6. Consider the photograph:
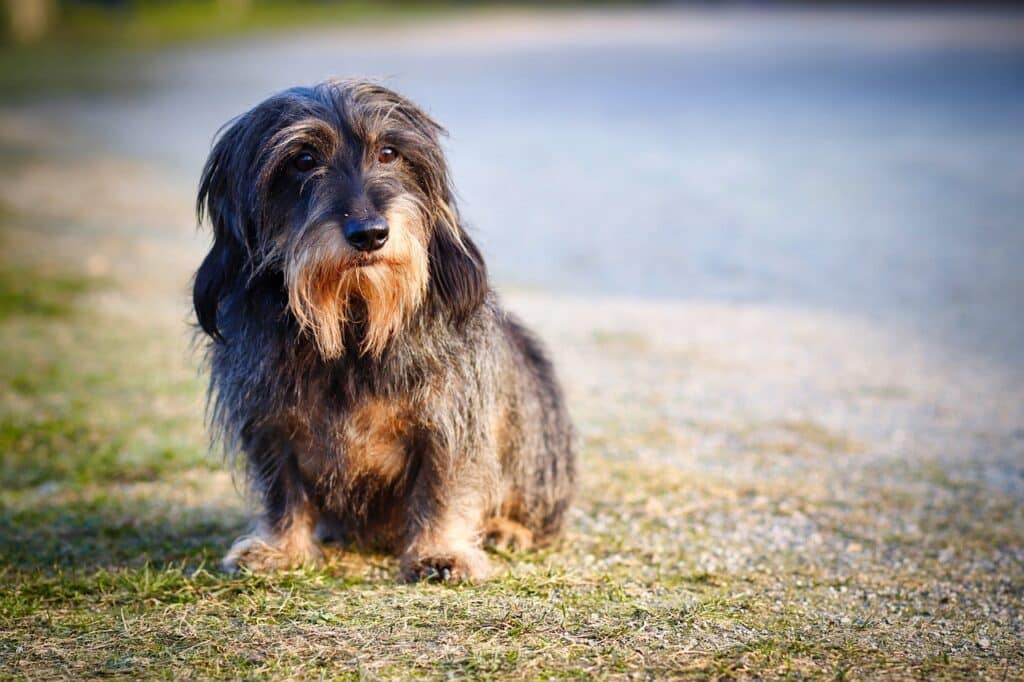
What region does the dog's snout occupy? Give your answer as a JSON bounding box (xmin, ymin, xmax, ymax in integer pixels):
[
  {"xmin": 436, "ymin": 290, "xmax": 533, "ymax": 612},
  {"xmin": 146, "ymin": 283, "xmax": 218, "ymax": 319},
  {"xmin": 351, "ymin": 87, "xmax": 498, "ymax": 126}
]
[{"xmin": 343, "ymin": 216, "xmax": 389, "ymax": 252}]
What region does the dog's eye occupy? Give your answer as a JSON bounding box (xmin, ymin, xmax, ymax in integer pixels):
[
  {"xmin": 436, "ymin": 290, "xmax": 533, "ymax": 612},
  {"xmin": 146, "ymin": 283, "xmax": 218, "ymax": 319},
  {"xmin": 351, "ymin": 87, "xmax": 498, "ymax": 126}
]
[
  {"xmin": 377, "ymin": 147, "xmax": 399, "ymax": 164},
  {"xmin": 293, "ymin": 152, "xmax": 316, "ymax": 172}
]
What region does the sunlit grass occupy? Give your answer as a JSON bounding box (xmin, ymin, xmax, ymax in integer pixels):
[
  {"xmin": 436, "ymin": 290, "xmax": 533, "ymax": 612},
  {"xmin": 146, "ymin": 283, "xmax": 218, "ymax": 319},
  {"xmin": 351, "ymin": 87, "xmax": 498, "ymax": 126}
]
[
  {"xmin": 0, "ymin": 1, "xmax": 585, "ymax": 97},
  {"xmin": 52, "ymin": 0, "xmax": 448, "ymax": 47}
]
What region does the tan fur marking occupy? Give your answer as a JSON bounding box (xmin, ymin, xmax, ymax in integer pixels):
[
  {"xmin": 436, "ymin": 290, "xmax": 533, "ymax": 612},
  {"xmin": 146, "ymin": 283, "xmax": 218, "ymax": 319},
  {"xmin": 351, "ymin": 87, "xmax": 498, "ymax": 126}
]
[
  {"xmin": 286, "ymin": 193, "xmax": 428, "ymax": 359},
  {"xmin": 342, "ymin": 398, "xmax": 412, "ymax": 481},
  {"xmin": 222, "ymin": 503, "xmax": 322, "ymax": 573},
  {"xmin": 398, "ymin": 496, "xmax": 497, "ymax": 583},
  {"xmin": 483, "ymin": 517, "xmax": 534, "ymax": 551}
]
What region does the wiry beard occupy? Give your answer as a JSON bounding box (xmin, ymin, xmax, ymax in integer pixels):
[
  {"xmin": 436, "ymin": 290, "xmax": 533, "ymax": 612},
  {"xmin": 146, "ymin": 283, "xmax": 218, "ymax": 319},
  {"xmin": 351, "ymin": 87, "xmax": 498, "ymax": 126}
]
[{"xmin": 285, "ymin": 199, "xmax": 429, "ymax": 359}]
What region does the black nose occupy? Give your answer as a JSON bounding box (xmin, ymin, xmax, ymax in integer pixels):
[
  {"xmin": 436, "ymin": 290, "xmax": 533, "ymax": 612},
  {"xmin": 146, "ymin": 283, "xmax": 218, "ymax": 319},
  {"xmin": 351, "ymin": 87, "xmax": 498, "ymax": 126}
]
[{"xmin": 343, "ymin": 216, "xmax": 389, "ymax": 252}]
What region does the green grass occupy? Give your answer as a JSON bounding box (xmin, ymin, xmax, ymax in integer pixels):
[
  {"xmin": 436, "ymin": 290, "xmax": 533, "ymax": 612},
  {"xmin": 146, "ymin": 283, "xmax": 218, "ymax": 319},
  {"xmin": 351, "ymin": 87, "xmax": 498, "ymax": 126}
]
[
  {"xmin": 0, "ymin": 262, "xmax": 209, "ymax": 494},
  {"xmin": 0, "ymin": 0, "xmax": 593, "ymax": 98},
  {"xmin": 0, "ymin": 264, "xmax": 95, "ymax": 320},
  {"xmin": 0, "ymin": 1, "xmax": 433, "ymax": 97},
  {"xmin": 48, "ymin": 0, "xmax": 449, "ymax": 47},
  {"xmin": 0, "ymin": 44, "xmax": 146, "ymax": 98}
]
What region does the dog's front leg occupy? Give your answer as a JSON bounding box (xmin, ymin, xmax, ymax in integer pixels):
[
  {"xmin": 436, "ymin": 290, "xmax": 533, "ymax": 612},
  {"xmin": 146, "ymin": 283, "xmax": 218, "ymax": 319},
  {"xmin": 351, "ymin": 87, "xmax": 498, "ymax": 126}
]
[
  {"xmin": 399, "ymin": 434, "xmax": 498, "ymax": 583},
  {"xmin": 223, "ymin": 452, "xmax": 323, "ymax": 573}
]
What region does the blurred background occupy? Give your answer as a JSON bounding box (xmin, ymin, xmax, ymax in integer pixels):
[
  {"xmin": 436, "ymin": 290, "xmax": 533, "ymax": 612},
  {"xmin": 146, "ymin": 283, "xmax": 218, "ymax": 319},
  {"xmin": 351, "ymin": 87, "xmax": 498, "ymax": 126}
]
[
  {"xmin": 2, "ymin": 0, "xmax": 1023, "ymax": 510},
  {"xmin": 3, "ymin": 0, "xmax": 1023, "ymax": 363},
  {"xmin": 2, "ymin": 2, "xmax": 1024, "ymax": 676}
]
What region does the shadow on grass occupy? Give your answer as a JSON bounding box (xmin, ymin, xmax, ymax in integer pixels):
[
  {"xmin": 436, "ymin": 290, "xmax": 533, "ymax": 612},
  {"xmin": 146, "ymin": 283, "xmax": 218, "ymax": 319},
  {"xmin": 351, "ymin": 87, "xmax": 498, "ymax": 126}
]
[
  {"xmin": 0, "ymin": 414, "xmax": 209, "ymax": 489},
  {"xmin": 0, "ymin": 493, "xmax": 245, "ymax": 572}
]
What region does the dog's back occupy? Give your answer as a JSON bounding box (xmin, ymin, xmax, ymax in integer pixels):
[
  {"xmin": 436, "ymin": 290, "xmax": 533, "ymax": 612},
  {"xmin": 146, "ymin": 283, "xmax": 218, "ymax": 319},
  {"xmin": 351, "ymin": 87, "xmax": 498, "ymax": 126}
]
[{"xmin": 493, "ymin": 311, "xmax": 576, "ymax": 543}]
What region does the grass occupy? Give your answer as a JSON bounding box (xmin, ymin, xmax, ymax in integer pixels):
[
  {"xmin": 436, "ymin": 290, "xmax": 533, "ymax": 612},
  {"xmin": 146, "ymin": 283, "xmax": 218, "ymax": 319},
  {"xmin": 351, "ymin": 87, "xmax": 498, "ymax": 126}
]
[
  {"xmin": 0, "ymin": 110, "xmax": 1021, "ymax": 679},
  {"xmin": 0, "ymin": 0, "xmax": 603, "ymax": 98},
  {"xmin": 0, "ymin": 254, "xmax": 1020, "ymax": 677},
  {"xmin": 0, "ymin": 1, "xmax": 435, "ymax": 97},
  {"xmin": 0, "ymin": 263, "xmax": 209, "ymax": 493},
  {"xmin": 0, "ymin": 265, "xmax": 96, "ymax": 320},
  {"xmin": 6, "ymin": 458, "xmax": 1008, "ymax": 678},
  {"xmin": 46, "ymin": 0, "xmax": 456, "ymax": 46},
  {"xmin": 0, "ymin": 2, "xmax": 367, "ymax": 98},
  {"xmin": 2, "ymin": 341, "xmax": 1019, "ymax": 680}
]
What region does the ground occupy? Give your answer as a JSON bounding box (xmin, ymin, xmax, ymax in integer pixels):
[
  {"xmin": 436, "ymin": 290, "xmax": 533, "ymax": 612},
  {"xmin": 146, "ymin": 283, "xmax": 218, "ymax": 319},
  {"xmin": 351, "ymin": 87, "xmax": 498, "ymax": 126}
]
[
  {"xmin": 0, "ymin": 112, "xmax": 1021, "ymax": 681},
  {"xmin": 2, "ymin": 8, "xmax": 1024, "ymax": 678}
]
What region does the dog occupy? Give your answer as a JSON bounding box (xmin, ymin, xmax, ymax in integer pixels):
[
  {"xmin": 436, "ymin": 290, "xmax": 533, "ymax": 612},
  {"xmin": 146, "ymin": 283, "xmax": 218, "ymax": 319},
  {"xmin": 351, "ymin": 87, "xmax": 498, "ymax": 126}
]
[{"xmin": 193, "ymin": 79, "xmax": 576, "ymax": 582}]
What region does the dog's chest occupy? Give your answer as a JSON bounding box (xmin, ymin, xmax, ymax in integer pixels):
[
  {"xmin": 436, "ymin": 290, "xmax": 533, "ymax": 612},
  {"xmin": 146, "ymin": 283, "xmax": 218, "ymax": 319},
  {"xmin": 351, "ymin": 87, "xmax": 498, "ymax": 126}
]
[
  {"xmin": 296, "ymin": 396, "xmax": 415, "ymax": 486},
  {"xmin": 343, "ymin": 398, "xmax": 415, "ymax": 480}
]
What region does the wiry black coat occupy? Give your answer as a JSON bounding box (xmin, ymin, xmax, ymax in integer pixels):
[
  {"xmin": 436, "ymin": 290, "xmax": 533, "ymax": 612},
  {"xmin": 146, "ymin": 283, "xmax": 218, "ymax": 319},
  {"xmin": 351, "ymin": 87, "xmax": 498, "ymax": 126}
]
[{"xmin": 193, "ymin": 79, "xmax": 575, "ymax": 581}]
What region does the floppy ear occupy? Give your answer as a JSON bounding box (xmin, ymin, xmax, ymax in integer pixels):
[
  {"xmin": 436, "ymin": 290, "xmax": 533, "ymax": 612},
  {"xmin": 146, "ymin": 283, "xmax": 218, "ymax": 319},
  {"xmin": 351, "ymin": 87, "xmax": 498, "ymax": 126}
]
[
  {"xmin": 193, "ymin": 117, "xmax": 254, "ymax": 342},
  {"xmin": 428, "ymin": 221, "xmax": 488, "ymax": 323},
  {"xmin": 193, "ymin": 233, "xmax": 244, "ymax": 342}
]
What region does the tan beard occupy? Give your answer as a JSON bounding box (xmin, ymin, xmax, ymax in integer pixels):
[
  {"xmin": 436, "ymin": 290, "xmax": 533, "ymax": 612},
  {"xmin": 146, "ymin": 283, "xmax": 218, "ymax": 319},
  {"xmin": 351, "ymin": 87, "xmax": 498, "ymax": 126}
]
[{"xmin": 285, "ymin": 201, "xmax": 428, "ymax": 359}]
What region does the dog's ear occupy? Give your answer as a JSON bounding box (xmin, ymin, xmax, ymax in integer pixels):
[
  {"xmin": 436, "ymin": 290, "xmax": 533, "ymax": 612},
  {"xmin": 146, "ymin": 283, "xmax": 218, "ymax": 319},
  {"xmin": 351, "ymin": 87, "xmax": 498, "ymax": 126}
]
[
  {"xmin": 194, "ymin": 115, "xmax": 255, "ymax": 342},
  {"xmin": 428, "ymin": 220, "xmax": 488, "ymax": 323},
  {"xmin": 193, "ymin": 233, "xmax": 243, "ymax": 342}
]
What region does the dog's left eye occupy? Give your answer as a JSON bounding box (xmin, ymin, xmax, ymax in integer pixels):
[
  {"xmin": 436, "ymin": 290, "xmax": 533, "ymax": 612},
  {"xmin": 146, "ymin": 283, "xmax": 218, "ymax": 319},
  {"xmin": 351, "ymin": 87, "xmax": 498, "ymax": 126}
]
[
  {"xmin": 377, "ymin": 147, "xmax": 399, "ymax": 164},
  {"xmin": 293, "ymin": 152, "xmax": 316, "ymax": 172}
]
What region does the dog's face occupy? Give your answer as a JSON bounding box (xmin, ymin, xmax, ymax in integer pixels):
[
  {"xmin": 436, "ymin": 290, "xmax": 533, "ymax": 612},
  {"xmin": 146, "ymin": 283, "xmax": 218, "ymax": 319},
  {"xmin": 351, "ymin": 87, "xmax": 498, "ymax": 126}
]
[{"xmin": 194, "ymin": 80, "xmax": 486, "ymax": 358}]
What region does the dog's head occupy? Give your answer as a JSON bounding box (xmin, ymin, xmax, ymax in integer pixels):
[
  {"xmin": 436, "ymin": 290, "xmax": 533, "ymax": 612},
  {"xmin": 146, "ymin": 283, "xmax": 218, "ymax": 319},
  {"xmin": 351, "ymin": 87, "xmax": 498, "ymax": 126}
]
[{"xmin": 194, "ymin": 79, "xmax": 487, "ymax": 358}]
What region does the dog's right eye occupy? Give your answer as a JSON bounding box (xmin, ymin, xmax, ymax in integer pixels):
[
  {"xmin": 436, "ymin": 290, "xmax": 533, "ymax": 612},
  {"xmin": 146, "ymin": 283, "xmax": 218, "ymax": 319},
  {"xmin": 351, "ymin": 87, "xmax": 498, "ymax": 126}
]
[{"xmin": 293, "ymin": 152, "xmax": 316, "ymax": 172}]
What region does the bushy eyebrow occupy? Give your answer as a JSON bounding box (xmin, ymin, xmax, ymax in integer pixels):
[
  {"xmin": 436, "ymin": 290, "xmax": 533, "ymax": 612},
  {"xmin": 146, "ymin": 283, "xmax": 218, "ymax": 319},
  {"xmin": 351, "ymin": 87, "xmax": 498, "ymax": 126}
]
[{"xmin": 257, "ymin": 118, "xmax": 340, "ymax": 191}]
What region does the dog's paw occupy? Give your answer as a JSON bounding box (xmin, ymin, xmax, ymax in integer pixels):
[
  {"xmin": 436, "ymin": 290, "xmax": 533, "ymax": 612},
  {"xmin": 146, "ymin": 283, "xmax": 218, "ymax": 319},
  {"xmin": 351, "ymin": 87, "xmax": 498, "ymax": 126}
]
[
  {"xmin": 221, "ymin": 534, "xmax": 323, "ymax": 574},
  {"xmin": 400, "ymin": 546, "xmax": 492, "ymax": 584},
  {"xmin": 483, "ymin": 517, "xmax": 534, "ymax": 552}
]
